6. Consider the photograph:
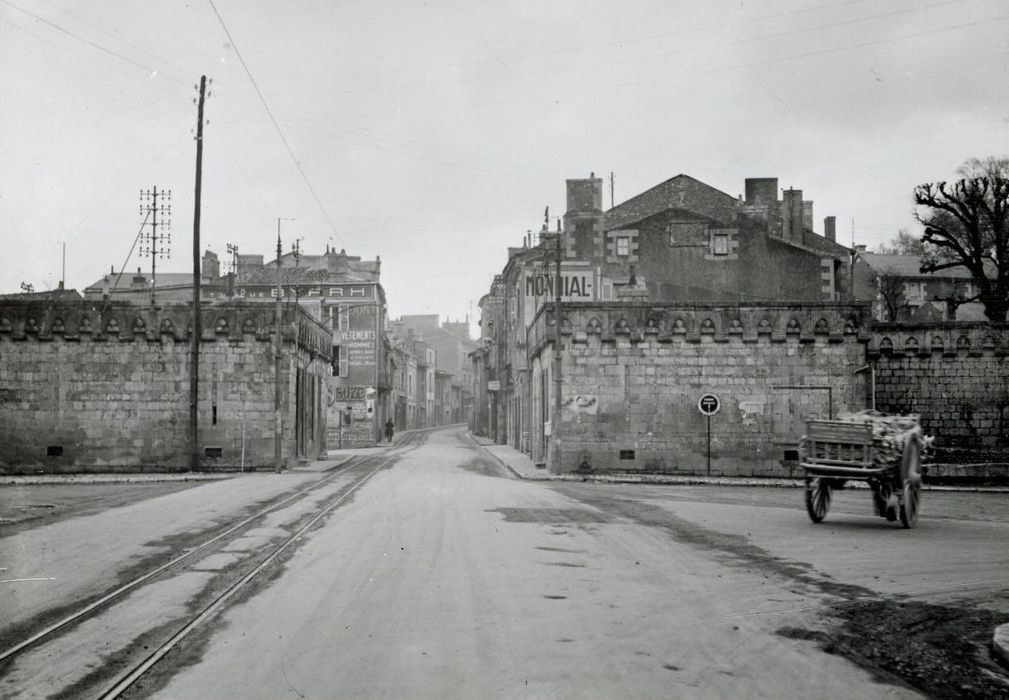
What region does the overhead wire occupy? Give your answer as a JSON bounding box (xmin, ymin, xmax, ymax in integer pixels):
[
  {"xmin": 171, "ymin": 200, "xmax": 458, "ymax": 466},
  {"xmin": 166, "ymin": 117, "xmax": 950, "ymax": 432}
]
[
  {"xmin": 206, "ymin": 0, "xmax": 345, "ymax": 247},
  {"xmin": 267, "ymin": 0, "xmax": 968, "ymax": 100}
]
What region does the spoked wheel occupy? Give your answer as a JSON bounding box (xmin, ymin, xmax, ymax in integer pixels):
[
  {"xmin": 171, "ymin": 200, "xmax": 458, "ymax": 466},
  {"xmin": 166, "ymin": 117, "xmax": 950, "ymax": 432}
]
[
  {"xmin": 805, "ymin": 477, "xmax": 832, "ymax": 523},
  {"xmin": 899, "ymin": 438, "xmax": 923, "ymax": 529}
]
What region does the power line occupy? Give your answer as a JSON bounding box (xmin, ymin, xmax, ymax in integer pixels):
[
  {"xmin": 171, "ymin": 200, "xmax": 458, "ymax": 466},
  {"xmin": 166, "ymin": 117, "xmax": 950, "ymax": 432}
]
[
  {"xmin": 207, "ymin": 0, "xmax": 345, "ymax": 247},
  {"xmin": 0, "ymin": 0, "xmax": 185, "ymax": 85},
  {"xmin": 395, "ymin": 12, "xmax": 1009, "ymax": 120},
  {"xmin": 273, "ymin": 0, "xmax": 967, "ymax": 100}
]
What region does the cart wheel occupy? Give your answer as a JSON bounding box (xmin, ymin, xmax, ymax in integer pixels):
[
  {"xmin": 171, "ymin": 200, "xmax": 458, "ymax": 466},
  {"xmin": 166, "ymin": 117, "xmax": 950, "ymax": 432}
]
[
  {"xmin": 805, "ymin": 477, "xmax": 832, "ymax": 523},
  {"xmin": 899, "ymin": 438, "xmax": 922, "ymax": 529}
]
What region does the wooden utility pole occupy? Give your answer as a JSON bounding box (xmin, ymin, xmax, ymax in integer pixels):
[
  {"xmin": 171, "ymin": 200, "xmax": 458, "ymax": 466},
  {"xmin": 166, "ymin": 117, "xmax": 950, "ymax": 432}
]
[
  {"xmin": 552, "ymin": 218, "xmax": 563, "ymax": 470},
  {"xmin": 274, "ymin": 224, "xmax": 283, "ymax": 473},
  {"xmin": 190, "ymin": 75, "xmax": 207, "ymax": 472}
]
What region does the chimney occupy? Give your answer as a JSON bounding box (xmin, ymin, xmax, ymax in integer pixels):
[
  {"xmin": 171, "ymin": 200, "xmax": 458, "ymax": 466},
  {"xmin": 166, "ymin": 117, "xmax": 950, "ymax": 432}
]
[
  {"xmin": 802, "ymin": 201, "xmax": 814, "ymax": 231},
  {"xmin": 744, "ymin": 178, "xmax": 778, "ymax": 205},
  {"xmin": 202, "ymin": 250, "xmax": 220, "ymax": 281},
  {"xmin": 781, "ymin": 189, "xmax": 804, "ymax": 244},
  {"xmin": 131, "ymin": 268, "xmax": 147, "ymax": 288},
  {"xmin": 566, "ymin": 174, "xmax": 603, "ymax": 214},
  {"xmin": 824, "ymin": 216, "xmax": 836, "ymax": 242}
]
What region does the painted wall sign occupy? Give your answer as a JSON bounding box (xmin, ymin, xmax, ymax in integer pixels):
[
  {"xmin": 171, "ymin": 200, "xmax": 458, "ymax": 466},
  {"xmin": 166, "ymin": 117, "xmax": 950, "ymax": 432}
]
[
  {"xmin": 562, "ymin": 395, "xmax": 598, "ymax": 415},
  {"xmin": 235, "ymin": 284, "xmax": 375, "ymax": 299},
  {"xmin": 329, "ymin": 385, "xmax": 368, "ymax": 402},
  {"xmin": 522, "ymin": 263, "xmax": 598, "ymax": 326}
]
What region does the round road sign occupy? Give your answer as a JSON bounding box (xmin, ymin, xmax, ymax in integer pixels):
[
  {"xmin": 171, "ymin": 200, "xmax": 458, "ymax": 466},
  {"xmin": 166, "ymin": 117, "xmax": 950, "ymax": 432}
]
[{"xmin": 697, "ymin": 393, "xmax": 721, "ymax": 416}]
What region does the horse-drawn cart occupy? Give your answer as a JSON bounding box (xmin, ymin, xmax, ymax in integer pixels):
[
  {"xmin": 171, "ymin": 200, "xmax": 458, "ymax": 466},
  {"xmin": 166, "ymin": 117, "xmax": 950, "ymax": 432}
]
[{"xmin": 799, "ymin": 411, "xmax": 926, "ymax": 528}]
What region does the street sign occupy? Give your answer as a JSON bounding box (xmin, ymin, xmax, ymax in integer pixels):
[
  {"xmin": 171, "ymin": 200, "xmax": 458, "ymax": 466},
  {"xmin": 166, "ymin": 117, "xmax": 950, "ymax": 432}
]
[
  {"xmin": 698, "ymin": 393, "xmax": 720, "ymax": 416},
  {"xmin": 488, "ymin": 380, "xmax": 500, "ymax": 391}
]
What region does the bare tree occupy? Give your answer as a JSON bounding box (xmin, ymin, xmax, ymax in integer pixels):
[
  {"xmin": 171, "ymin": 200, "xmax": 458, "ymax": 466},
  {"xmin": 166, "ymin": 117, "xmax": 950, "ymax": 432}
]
[
  {"xmin": 914, "ymin": 157, "xmax": 1009, "ymax": 322},
  {"xmin": 871, "ymin": 267, "xmax": 908, "ymax": 322},
  {"xmin": 877, "ymin": 228, "xmax": 929, "ymax": 256}
]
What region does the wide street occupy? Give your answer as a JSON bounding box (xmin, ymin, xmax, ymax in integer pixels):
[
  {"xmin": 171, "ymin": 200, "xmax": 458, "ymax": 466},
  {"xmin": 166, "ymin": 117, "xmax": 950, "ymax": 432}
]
[{"xmin": 2, "ymin": 427, "xmax": 1008, "ymax": 699}]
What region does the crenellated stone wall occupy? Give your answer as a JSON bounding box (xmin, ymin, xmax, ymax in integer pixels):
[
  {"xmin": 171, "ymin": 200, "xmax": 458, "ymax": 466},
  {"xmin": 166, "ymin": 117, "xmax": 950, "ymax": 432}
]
[
  {"xmin": 0, "ymin": 300, "xmax": 331, "ymax": 473},
  {"xmin": 529, "ymin": 302, "xmax": 872, "ymax": 476},
  {"xmin": 868, "ymin": 323, "xmax": 1009, "ymax": 449}
]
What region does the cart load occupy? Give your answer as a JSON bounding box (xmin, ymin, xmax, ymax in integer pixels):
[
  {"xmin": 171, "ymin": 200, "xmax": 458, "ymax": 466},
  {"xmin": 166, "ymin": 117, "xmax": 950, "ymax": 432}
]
[{"xmin": 798, "ymin": 410, "xmax": 928, "ymax": 528}]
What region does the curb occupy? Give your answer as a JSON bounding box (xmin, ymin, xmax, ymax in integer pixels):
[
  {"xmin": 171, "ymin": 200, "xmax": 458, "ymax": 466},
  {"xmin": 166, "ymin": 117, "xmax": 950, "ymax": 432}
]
[{"xmin": 2, "ymin": 472, "xmax": 234, "ymax": 486}]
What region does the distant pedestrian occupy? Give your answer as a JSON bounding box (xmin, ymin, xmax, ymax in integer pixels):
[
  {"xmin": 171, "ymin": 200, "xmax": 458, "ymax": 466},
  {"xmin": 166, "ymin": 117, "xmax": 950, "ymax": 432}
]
[{"xmin": 384, "ymin": 419, "xmax": 394, "ymax": 442}]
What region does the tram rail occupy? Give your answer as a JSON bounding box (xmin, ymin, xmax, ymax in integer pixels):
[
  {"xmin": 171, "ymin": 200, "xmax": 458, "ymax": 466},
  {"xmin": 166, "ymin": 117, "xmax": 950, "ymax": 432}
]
[{"xmin": 0, "ymin": 431, "xmax": 427, "ymax": 698}]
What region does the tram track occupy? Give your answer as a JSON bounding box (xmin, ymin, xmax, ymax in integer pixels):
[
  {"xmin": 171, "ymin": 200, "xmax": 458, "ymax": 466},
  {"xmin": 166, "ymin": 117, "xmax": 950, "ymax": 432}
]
[{"xmin": 0, "ymin": 431, "xmax": 427, "ymax": 699}]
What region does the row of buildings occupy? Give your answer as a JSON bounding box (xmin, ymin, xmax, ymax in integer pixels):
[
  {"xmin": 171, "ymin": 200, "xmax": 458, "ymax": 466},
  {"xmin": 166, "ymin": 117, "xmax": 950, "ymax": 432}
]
[
  {"xmin": 470, "ymin": 172, "xmax": 1007, "ymax": 476},
  {"xmin": 0, "ymin": 243, "xmax": 475, "ymax": 472}
]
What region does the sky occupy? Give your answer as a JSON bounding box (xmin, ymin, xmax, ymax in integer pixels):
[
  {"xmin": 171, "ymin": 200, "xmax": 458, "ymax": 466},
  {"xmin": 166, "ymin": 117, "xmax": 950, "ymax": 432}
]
[{"xmin": 1, "ymin": 0, "xmax": 1007, "ymax": 334}]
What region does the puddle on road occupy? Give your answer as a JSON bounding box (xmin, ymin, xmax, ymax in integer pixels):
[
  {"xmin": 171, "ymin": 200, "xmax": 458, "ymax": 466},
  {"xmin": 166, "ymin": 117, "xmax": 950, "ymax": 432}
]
[{"xmin": 487, "ymin": 507, "xmax": 611, "ymax": 524}]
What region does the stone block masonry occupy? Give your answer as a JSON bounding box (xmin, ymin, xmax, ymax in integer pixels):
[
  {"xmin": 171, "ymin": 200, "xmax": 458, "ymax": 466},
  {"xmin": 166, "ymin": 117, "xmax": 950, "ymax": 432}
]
[
  {"xmin": 0, "ymin": 300, "xmax": 331, "ymax": 473},
  {"xmin": 868, "ymin": 323, "xmax": 1009, "ymax": 449},
  {"xmin": 528, "ymin": 302, "xmax": 872, "ymax": 476}
]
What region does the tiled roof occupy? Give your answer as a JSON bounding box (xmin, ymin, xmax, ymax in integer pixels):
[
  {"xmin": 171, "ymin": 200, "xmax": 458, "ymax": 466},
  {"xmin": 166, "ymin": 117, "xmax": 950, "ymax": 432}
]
[
  {"xmin": 859, "ymin": 252, "xmax": 990, "ymax": 279},
  {"xmin": 604, "ymin": 174, "xmax": 739, "ymax": 230}
]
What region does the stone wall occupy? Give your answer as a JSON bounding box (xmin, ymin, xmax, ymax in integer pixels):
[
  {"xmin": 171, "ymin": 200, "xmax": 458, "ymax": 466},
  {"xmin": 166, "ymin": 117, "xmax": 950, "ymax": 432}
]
[
  {"xmin": 529, "ymin": 302, "xmax": 872, "ymax": 476},
  {"xmin": 868, "ymin": 323, "xmax": 1009, "ymax": 449},
  {"xmin": 0, "ymin": 300, "xmax": 330, "ymax": 472}
]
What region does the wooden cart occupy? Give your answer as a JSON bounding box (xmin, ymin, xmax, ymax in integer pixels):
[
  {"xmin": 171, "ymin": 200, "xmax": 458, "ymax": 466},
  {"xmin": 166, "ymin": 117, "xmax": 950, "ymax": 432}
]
[{"xmin": 799, "ymin": 419, "xmax": 923, "ymax": 528}]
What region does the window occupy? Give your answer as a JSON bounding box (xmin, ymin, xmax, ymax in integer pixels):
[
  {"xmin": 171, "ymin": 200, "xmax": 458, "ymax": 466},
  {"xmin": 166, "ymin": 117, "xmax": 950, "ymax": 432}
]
[
  {"xmin": 616, "ymin": 237, "xmax": 630, "ymax": 256},
  {"xmin": 332, "ymin": 346, "xmax": 341, "ymax": 376},
  {"xmin": 712, "ymin": 233, "xmax": 729, "ymax": 256}
]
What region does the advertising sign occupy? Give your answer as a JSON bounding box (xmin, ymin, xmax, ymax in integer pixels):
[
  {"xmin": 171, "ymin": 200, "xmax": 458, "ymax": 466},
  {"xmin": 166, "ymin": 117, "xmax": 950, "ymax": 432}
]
[
  {"xmin": 343, "ymin": 329, "xmax": 376, "ymax": 367},
  {"xmin": 522, "ymin": 263, "xmax": 597, "ymax": 326}
]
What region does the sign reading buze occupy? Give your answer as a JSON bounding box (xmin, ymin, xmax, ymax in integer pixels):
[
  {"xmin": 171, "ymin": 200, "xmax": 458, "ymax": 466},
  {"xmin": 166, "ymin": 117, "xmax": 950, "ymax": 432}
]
[{"xmin": 332, "ymin": 386, "xmax": 368, "ymax": 401}]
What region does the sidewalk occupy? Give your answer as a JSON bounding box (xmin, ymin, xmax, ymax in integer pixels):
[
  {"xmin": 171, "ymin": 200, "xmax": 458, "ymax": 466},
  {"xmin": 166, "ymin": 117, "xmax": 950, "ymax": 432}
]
[
  {"xmin": 469, "ymin": 434, "xmax": 552, "ymax": 480},
  {"xmin": 466, "ymin": 433, "xmax": 1009, "ymax": 492}
]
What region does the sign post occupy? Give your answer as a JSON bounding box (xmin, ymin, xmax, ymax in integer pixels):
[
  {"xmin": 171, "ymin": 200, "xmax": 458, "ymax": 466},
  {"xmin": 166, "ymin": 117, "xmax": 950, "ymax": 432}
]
[{"xmin": 697, "ymin": 393, "xmax": 721, "ymax": 476}]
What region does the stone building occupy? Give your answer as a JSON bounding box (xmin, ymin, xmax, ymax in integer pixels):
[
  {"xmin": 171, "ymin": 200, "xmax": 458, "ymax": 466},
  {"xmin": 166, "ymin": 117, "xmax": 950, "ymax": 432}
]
[
  {"xmin": 852, "ymin": 250, "xmax": 992, "ymax": 322},
  {"xmin": 0, "ymin": 299, "xmax": 330, "ymax": 472},
  {"xmin": 86, "ymin": 246, "xmax": 390, "ymax": 448},
  {"xmin": 473, "ymin": 171, "xmax": 865, "ymax": 472},
  {"xmin": 525, "ymin": 301, "xmax": 872, "ymax": 474},
  {"xmin": 390, "ymin": 314, "xmax": 476, "ymax": 427}
]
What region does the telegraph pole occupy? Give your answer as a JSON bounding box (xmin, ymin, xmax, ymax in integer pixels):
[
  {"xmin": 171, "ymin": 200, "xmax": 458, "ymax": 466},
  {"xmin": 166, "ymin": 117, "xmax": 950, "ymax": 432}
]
[
  {"xmin": 190, "ymin": 76, "xmax": 207, "ymax": 472},
  {"xmin": 140, "ymin": 186, "xmax": 171, "ymax": 306}
]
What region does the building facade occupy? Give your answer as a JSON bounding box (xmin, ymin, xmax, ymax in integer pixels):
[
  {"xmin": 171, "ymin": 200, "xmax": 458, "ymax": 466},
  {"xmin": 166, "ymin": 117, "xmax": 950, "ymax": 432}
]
[
  {"xmin": 0, "ymin": 299, "xmax": 330, "ymax": 472},
  {"xmin": 472, "ymin": 171, "xmax": 863, "ymax": 472}
]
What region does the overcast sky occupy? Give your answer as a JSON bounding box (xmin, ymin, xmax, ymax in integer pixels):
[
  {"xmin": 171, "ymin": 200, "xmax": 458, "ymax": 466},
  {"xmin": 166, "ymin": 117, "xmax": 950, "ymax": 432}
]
[{"xmin": 2, "ymin": 0, "xmax": 1007, "ymax": 331}]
